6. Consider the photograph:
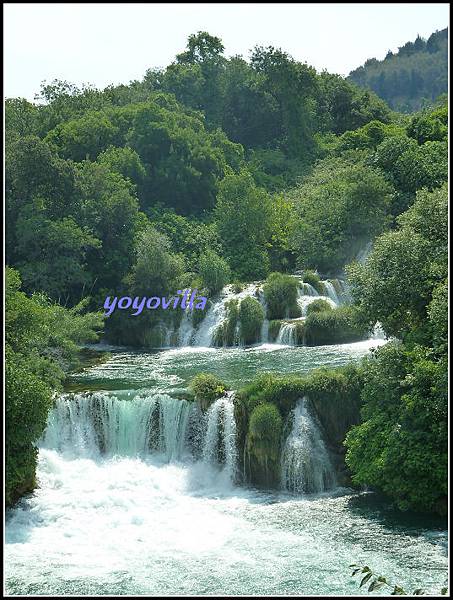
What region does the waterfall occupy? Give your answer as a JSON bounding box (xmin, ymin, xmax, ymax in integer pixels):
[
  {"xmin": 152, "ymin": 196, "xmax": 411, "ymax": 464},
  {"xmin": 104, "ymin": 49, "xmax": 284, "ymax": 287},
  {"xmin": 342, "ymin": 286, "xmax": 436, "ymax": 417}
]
[
  {"xmin": 258, "ymin": 288, "xmax": 269, "ymax": 343},
  {"xmin": 300, "ymin": 282, "xmax": 319, "ymax": 296},
  {"xmin": 41, "ymin": 392, "xmax": 193, "ymax": 462},
  {"xmin": 178, "ymin": 307, "xmax": 195, "ymax": 346},
  {"xmin": 202, "ymin": 392, "xmax": 238, "ymax": 483},
  {"xmin": 193, "ymin": 284, "xmax": 259, "ymax": 347},
  {"xmin": 355, "ymin": 240, "xmax": 373, "ymax": 264},
  {"xmin": 276, "ymin": 322, "xmax": 297, "ymax": 345},
  {"xmin": 281, "ymin": 398, "xmax": 336, "ymax": 494},
  {"xmin": 371, "ymin": 322, "xmax": 386, "ymax": 340},
  {"xmin": 320, "ymin": 281, "xmax": 340, "ymax": 305},
  {"xmin": 297, "ymin": 286, "xmax": 337, "ymax": 316}
]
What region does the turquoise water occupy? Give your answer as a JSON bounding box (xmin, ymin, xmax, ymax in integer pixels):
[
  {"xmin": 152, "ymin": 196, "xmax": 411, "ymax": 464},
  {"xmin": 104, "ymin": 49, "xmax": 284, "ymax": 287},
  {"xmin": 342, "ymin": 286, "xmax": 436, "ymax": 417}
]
[{"xmin": 5, "ymin": 340, "xmax": 448, "ymax": 595}]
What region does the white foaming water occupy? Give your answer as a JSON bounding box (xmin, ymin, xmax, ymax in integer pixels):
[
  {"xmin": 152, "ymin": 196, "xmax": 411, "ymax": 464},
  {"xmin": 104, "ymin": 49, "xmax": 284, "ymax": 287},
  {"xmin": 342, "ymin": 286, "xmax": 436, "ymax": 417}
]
[
  {"xmin": 276, "ymin": 322, "xmax": 298, "ymax": 345},
  {"xmin": 281, "ymin": 397, "xmax": 336, "ymax": 494},
  {"xmin": 321, "ymin": 281, "xmax": 341, "ymax": 305},
  {"xmin": 5, "ymin": 371, "xmax": 447, "ymax": 595},
  {"xmin": 42, "ymin": 392, "xmax": 193, "ymax": 462},
  {"xmin": 178, "ymin": 307, "xmax": 195, "ymax": 346},
  {"xmin": 202, "ymin": 392, "xmax": 238, "ymax": 485},
  {"xmin": 193, "ymin": 284, "xmax": 259, "ymax": 347}
]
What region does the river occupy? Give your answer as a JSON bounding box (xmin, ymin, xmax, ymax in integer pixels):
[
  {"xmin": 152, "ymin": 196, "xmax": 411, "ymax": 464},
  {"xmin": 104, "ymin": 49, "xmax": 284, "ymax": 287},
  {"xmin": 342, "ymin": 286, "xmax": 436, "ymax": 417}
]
[{"xmin": 5, "ymin": 339, "xmax": 447, "ymax": 596}]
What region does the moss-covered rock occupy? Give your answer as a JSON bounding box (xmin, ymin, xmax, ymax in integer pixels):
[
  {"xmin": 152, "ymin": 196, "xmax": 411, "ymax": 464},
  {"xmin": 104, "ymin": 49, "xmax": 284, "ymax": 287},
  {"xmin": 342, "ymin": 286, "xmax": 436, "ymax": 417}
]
[
  {"xmin": 304, "ymin": 306, "xmax": 369, "ymax": 345},
  {"xmin": 245, "ymin": 403, "xmax": 282, "ymax": 488},
  {"xmin": 302, "ymin": 270, "xmax": 324, "ymax": 294},
  {"xmin": 268, "ymin": 320, "xmax": 282, "ymax": 342},
  {"xmin": 263, "ymin": 272, "xmax": 301, "ymax": 320},
  {"xmin": 235, "ymin": 365, "xmax": 364, "ymax": 487},
  {"xmin": 239, "ymin": 296, "xmax": 264, "ymax": 345},
  {"xmin": 189, "ymin": 373, "xmax": 227, "ymax": 412},
  {"xmin": 213, "ymin": 299, "xmax": 239, "ymax": 346}
]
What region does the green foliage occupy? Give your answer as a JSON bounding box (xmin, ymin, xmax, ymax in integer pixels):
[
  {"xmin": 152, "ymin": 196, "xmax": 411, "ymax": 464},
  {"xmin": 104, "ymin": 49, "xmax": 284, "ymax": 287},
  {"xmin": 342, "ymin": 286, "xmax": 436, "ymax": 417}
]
[
  {"xmin": 263, "ymin": 272, "xmax": 300, "ymax": 320},
  {"xmin": 15, "ymin": 210, "xmax": 100, "ymax": 303},
  {"xmin": 345, "ymin": 343, "xmax": 447, "ymax": 514},
  {"xmin": 148, "ymin": 208, "xmax": 223, "ymax": 272},
  {"xmin": 97, "ymin": 146, "xmax": 146, "ymax": 187},
  {"xmin": 189, "ymin": 372, "xmax": 227, "ymax": 411},
  {"xmin": 5, "ymin": 268, "xmax": 103, "ymax": 505},
  {"xmin": 347, "ymin": 185, "xmax": 447, "ymax": 342},
  {"xmin": 350, "ymin": 563, "xmax": 448, "ymax": 595},
  {"xmin": 338, "ymin": 120, "xmax": 405, "ymax": 152},
  {"xmin": 317, "ymin": 72, "xmax": 391, "ymax": 134},
  {"xmin": 249, "ymin": 403, "xmax": 282, "ymax": 442},
  {"xmin": 301, "ymin": 270, "xmax": 322, "ymax": 292},
  {"xmin": 304, "ymin": 306, "xmax": 369, "ymax": 346},
  {"xmin": 236, "ymin": 364, "xmax": 363, "ymax": 482},
  {"xmin": 126, "ymin": 225, "xmax": 185, "ymax": 296},
  {"xmin": 213, "ymin": 299, "xmax": 239, "ymax": 346},
  {"xmin": 371, "ymin": 106, "xmax": 448, "ymax": 215},
  {"xmin": 215, "ymin": 171, "xmax": 273, "ymax": 280},
  {"xmin": 349, "ymin": 29, "xmax": 447, "ymax": 112},
  {"xmin": 106, "ymin": 224, "xmax": 186, "ymax": 346},
  {"xmin": 198, "ymin": 249, "xmax": 231, "ymax": 295},
  {"xmin": 289, "ymin": 156, "xmax": 392, "ymax": 272},
  {"xmin": 305, "ymin": 299, "xmax": 333, "ymax": 314},
  {"xmin": 407, "ymin": 103, "xmax": 448, "ymax": 144},
  {"xmin": 239, "ymin": 296, "xmax": 264, "ymax": 345},
  {"xmin": 6, "ymin": 351, "xmax": 53, "ymax": 506},
  {"xmin": 345, "ymin": 185, "xmax": 447, "ymax": 514},
  {"xmin": 246, "ymin": 402, "xmax": 283, "ymax": 488}
]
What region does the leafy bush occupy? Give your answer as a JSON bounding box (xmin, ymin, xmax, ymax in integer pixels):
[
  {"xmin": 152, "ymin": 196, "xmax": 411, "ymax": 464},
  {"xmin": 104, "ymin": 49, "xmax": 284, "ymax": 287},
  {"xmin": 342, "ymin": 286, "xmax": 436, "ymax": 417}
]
[
  {"xmin": 301, "ymin": 270, "xmax": 322, "ymax": 292},
  {"xmin": 249, "ymin": 403, "xmax": 282, "ymax": 441},
  {"xmin": 5, "ymin": 267, "xmax": 103, "ymax": 506},
  {"xmin": 345, "ymin": 342, "xmax": 447, "ymax": 514},
  {"xmin": 239, "ymin": 296, "xmax": 264, "ymax": 345},
  {"xmin": 198, "ymin": 249, "xmax": 231, "ymax": 295},
  {"xmin": 5, "ymin": 351, "xmax": 53, "ymax": 506},
  {"xmin": 306, "ymin": 299, "xmax": 333, "ymax": 315},
  {"xmin": 213, "ymin": 299, "xmax": 239, "ymax": 346},
  {"xmin": 246, "ymin": 403, "xmax": 283, "ymax": 487},
  {"xmin": 189, "ymin": 372, "xmax": 227, "ymax": 411},
  {"xmin": 304, "ymin": 306, "xmax": 369, "ymax": 345},
  {"xmin": 263, "ymin": 272, "xmax": 300, "ymax": 320}
]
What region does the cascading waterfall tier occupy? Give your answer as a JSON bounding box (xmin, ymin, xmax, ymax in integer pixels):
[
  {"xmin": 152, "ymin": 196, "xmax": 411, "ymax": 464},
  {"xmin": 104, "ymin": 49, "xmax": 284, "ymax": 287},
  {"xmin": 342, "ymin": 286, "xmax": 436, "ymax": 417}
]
[
  {"xmin": 276, "ymin": 322, "xmax": 298, "ymax": 345},
  {"xmin": 202, "ymin": 392, "xmax": 238, "ymax": 483},
  {"xmin": 41, "ymin": 391, "xmax": 192, "ymax": 462},
  {"xmin": 177, "ymin": 277, "xmax": 350, "ymax": 348},
  {"xmin": 281, "ymin": 397, "xmax": 336, "ymax": 494},
  {"xmin": 41, "ymin": 391, "xmax": 239, "ymax": 485}
]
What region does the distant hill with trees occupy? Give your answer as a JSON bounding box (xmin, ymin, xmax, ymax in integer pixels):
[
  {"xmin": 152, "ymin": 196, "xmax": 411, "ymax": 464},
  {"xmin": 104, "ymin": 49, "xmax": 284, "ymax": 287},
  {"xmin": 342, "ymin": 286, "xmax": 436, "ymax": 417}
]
[{"xmin": 348, "ymin": 28, "xmax": 448, "ymax": 112}]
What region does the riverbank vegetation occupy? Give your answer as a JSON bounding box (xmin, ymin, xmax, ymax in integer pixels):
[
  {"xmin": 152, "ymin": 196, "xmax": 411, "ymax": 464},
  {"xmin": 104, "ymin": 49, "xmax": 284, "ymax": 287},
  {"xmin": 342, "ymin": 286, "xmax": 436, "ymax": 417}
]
[{"xmin": 5, "ymin": 268, "xmax": 103, "ymax": 505}]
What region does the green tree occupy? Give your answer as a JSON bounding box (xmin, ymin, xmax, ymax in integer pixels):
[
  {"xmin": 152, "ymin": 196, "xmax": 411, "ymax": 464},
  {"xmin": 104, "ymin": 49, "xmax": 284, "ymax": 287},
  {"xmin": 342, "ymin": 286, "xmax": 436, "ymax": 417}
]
[
  {"xmin": 290, "ymin": 156, "xmax": 392, "ymax": 272},
  {"xmin": 215, "ymin": 171, "xmax": 272, "ymax": 280},
  {"xmin": 198, "ymin": 249, "xmax": 231, "ymax": 295},
  {"xmin": 5, "ymin": 267, "xmax": 103, "ymax": 506}
]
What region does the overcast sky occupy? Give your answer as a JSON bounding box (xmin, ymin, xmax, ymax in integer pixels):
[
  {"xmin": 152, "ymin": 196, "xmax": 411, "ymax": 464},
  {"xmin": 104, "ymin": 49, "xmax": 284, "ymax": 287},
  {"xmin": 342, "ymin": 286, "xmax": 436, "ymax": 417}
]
[{"xmin": 4, "ymin": 3, "xmax": 449, "ymax": 100}]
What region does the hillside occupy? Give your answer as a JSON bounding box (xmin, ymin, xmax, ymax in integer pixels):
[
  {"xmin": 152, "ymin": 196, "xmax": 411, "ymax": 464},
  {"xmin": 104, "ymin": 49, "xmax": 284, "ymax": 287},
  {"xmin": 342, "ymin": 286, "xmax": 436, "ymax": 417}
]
[{"xmin": 348, "ymin": 28, "xmax": 448, "ymax": 112}]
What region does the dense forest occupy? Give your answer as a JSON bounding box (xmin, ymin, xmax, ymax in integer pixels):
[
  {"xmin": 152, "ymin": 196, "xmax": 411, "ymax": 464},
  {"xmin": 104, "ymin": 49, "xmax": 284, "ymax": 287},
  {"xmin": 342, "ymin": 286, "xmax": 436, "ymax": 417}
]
[
  {"xmin": 349, "ymin": 28, "xmax": 448, "ymax": 112},
  {"xmin": 5, "ymin": 31, "xmax": 448, "ymax": 517}
]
